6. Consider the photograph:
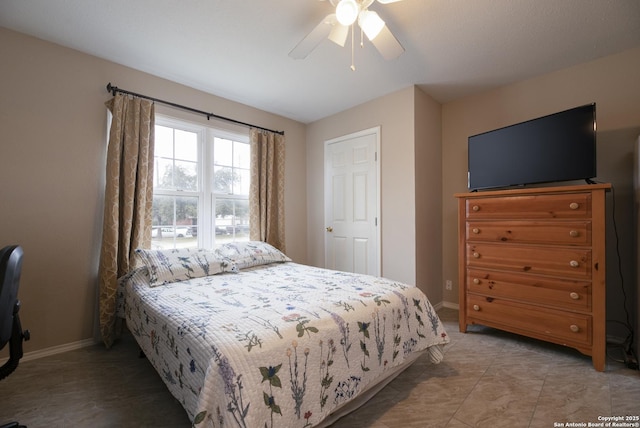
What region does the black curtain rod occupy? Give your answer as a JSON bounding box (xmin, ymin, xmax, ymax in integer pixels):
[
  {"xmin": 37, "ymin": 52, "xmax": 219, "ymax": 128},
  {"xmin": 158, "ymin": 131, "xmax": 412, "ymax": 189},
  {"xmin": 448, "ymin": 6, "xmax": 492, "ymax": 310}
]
[{"xmin": 106, "ymin": 83, "xmax": 284, "ymax": 135}]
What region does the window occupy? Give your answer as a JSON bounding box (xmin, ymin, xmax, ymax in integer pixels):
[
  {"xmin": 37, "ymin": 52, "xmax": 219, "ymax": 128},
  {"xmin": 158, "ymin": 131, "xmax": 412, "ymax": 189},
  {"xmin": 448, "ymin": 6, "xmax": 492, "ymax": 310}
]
[{"xmin": 151, "ymin": 116, "xmax": 250, "ymax": 250}]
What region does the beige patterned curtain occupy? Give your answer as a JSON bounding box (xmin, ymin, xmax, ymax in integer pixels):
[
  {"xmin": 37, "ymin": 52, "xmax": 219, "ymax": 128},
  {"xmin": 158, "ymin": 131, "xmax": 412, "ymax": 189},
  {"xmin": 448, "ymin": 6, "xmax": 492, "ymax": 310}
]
[
  {"xmin": 99, "ymin": 94, "xmax": 155, "ymax": 347},
  {"xmin": 249, "ymin": 128, "xmax": 286, "ymax": 252}
]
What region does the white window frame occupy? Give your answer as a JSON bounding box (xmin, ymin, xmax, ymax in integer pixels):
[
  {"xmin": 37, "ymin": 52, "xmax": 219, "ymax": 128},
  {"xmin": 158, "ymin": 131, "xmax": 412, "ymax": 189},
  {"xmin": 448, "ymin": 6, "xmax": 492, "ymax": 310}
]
[{"xmin": 153, "ymin": 114, "xmax": 249, "ymax": 249}]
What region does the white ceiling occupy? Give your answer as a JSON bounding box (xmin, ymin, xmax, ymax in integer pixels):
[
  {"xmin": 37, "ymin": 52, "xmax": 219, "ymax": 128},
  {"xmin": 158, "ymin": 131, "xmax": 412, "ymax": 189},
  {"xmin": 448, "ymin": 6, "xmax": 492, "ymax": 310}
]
[{"xmin": 1, "ymin": 0, "xmax": 639, "ymax": 124}]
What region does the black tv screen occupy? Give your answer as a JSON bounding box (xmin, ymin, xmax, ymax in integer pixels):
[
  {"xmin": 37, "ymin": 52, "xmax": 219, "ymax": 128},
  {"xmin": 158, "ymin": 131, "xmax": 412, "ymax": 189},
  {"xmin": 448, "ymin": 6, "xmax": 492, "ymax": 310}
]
[{"xmin": 467, "ymin": 103, "xmax": 597, "ymax": 191}]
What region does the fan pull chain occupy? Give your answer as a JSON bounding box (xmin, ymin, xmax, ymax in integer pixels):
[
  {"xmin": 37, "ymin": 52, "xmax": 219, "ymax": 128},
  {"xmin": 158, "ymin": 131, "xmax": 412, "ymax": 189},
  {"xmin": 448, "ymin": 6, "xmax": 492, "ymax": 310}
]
[{"xmin": 350, "ymin": 24, "xmax": 355, "ymax": 71}]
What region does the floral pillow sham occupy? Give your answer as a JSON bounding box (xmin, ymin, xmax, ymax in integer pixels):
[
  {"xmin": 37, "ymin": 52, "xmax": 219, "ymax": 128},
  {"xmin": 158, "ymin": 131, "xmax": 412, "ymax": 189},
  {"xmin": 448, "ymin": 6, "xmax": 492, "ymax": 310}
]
[
  {"xmin": 213, "ymin": 241, "xmax": 291, "ymax": 270},
  {"xmin": 135, "ymin": 248, "xmax": 236, "ymax": 287}
]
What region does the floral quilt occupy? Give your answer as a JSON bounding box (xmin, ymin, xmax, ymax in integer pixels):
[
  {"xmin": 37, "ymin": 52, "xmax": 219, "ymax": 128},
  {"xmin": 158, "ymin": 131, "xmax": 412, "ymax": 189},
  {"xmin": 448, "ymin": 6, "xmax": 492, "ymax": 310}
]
[{"xmin": 120, "ymin": 260, "xmax": 449, "ymax": 428}]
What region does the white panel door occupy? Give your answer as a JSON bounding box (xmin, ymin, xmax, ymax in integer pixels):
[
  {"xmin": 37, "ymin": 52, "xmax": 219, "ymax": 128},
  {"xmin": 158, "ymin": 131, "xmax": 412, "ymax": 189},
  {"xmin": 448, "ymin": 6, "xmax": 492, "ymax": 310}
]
[{"xmin": 324, "ymin": 127, "xmax": 380, "ymax": 276}]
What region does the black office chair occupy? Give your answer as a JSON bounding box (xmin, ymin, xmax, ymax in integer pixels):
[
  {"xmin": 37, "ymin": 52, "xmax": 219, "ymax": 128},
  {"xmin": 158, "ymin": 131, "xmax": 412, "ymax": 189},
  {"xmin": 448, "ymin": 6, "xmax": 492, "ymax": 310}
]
[{"xmin": 0, "ymin": 245, "xmax": 30, "ymax": 428}]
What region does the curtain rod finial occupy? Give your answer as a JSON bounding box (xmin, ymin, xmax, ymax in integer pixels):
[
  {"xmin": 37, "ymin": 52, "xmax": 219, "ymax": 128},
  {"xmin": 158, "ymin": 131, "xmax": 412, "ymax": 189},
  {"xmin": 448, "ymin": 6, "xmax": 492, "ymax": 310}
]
[{"xmin": 106, "ymin": 82, "xmax": 117, "ymax": 96}]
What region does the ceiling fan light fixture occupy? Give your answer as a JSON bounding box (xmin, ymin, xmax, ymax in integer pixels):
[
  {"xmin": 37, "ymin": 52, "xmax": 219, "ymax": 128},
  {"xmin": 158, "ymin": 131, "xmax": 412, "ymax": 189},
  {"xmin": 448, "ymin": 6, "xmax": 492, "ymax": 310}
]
[
  {"xmin": 290, "ymin": 0, "xmax": 405, "ymax": 64},
  {"xmin": 336, "ymin": 0, "xmax": 359, "ymax": 26},
  {"xmin": 358, "ymin": 10, "xmax": 385, "ymax": 40}
]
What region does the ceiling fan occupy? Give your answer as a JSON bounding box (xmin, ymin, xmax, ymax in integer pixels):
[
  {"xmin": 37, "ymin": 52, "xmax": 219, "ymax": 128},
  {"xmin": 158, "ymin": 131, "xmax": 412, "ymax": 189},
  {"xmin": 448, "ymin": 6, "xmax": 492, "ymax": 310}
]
[{"xmin": 289, "ymin": 0, "xmax": 405, "ymax": 69}]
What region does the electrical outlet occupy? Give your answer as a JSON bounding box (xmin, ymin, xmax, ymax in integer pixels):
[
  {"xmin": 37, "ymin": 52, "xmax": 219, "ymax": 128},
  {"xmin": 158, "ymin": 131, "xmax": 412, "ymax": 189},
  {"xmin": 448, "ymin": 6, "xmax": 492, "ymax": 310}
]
[{"xmin": 445, "ymin": 280, "xmax": 453, "ymax": 290}]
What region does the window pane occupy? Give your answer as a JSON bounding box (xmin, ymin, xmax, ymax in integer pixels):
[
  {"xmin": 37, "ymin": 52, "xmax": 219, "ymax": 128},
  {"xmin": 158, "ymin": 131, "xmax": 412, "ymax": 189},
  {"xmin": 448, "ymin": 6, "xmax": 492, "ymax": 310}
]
[
  {"xmin": 176, "ymin": 195, "xmax": 198, "ymax": 229},
  {"xmin": 214, "ymin": 198, "xmax": 233, "ymax": 244},
  {"xmin": 213, "ymin": 165, "xmax": 233, "ymax": 194},
  {"xmin": 155, "ymin": 158, "xmax": 174, "ymax": 189},
  {"xmin": 237, "ymin": 168, "xmax": 250, "ymax": 196},
  {"xmin": 214, "ymin": 137, "xmax": 233, "ymax": 166},
  {"xmin": 152, "ymin": 195, "xmax": 173, "ymax": 228},
  {"xmin": 234, "ymin": 199, "xmax": 250, "ymax": 231},
  {"xmin": 151, "ymin": 195, "xmax": 198, "ymax": 249},
  {"xmin": 234, "ymin": 141, "xmax": 250, "ymax": 169},
  {"xmin": 174, "ymin": 129, "xmax": 198, "ymax": 161},
  {"xmin": 155, "ymin": 125, "xmax": 174, "ymax": 158},
  {"xmin": 215, "ymin": 198, "xmax": 234, "ymax": 222},
  {"xmin": 214, "ymin": 198, "xmax": 249, "ymax": 244},
  {"xmin": 174, "ymin": 160, "xmax": 198, "ymax": 191}
]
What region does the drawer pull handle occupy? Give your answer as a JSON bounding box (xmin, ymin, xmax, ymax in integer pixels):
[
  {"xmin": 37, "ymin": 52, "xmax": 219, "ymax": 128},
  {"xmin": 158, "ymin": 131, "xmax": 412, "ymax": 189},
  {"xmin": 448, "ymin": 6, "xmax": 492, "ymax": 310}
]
[
  {"xmin": 473, "ymin": 252, "xmax": 480, "ymax": 259},
  {"xmin": 472, "ymin": 205, "xmax": 480, "ymax": 212},
  {"xmin": 570, "ymin": 324, "xmax": 580, "ymax": 333},
  {"xmin": 569, "ymin": 260, "xmax": 580, "ymax": 268},
  {"xmin": 472, "ymin": 228, "xmax": 480, "ymax": 234},
  {"xmin": 473, "ymin": 304, "xmax": 480, "ymax": 311},
  {"xmin": 569, "ymin": 292, "xmax": 580, "ymax": 300},
  {"xmin": 569, "ymin": 202, "xmax": 580, "ymax": 210},
  {"xmin": 569, "ymin": 230, "xmax": 579, "ymax": 237},
  {"xmin": 473, "ymin": 278, "xmax": 481, "ymax": 284}
]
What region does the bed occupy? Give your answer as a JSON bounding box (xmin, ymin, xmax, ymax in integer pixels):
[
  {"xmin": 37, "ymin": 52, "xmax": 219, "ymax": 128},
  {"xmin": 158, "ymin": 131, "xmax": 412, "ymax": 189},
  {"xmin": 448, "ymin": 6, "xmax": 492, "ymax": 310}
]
[{"xmin": 117, "ymin": 241, "xmax": 449, "ymax": 427}]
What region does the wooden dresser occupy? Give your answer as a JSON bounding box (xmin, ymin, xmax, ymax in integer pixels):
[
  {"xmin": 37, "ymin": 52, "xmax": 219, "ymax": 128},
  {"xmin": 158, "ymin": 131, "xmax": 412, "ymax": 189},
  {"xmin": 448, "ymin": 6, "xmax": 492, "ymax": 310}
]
[{"xmin": 455, "ymin": 184, "xmax": 610, "ymax": 371}]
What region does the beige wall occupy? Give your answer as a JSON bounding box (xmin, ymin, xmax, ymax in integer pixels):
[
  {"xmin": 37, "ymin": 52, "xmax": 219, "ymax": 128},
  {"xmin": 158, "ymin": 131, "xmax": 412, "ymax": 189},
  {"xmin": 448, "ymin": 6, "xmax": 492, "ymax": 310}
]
[
  {"xmin": 306, "ymin": 87, "xmax": 415, "ymax": 284},
  {"xmin": 415, "ymin": 88, "xmax": 443, "ymax": 303},
  {"xmin": 0, "ymin": 27, "xmax": 307, "ymax": 355},
  {"xmin": 306, "ymin": 86, "xmax": 444, "ymax": 300},
  {"xmin": 442, "ymin": 47, "xmax": 640, "ymax": 339}
]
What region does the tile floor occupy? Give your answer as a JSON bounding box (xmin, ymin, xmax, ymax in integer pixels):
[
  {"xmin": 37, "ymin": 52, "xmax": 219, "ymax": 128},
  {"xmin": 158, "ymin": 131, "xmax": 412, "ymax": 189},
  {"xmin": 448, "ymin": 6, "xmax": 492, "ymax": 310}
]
[{"xmin": 1, "ymin": 308, "xmax": 638, "ymax": 427}]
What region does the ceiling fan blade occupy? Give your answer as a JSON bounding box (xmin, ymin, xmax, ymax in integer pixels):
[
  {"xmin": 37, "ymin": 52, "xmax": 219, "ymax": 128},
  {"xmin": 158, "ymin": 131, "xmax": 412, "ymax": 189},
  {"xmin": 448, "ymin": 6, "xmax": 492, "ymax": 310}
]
[
  {"xmin": 289, "ymin": 14, "xmax": 335, "ymax": 59},
  {"xmin": 328, "ymin": 23, "xmax": 349, "ymax": 47},
  {"xmin": 370, "ymin": 24, "xmax": 405, "ymax": 60},
  {"xmin": 376, "ymin": 0, "xmax": 404, "ymax": 3}
]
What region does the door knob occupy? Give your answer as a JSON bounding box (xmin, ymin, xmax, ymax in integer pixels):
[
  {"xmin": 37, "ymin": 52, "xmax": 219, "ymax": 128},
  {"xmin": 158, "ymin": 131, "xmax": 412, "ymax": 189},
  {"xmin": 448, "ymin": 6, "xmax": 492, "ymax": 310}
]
[{"xmin": 326, "ymin": 227, "xmax": 333, "ymax": 232}]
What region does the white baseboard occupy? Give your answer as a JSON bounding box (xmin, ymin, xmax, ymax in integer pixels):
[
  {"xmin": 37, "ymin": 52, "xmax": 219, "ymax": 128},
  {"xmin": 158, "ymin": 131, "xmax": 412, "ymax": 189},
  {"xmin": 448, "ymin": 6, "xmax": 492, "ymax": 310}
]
[
  {"xmin": 432, "ymin": 300, "xmax": 459, "ymax": 311},
  {"xmin": 441, "ymin": 301, "xmax": 460, "ymax": 310},
  {"xmin": 1, "ymin": 338, "xmax": 98, "ymax": 364}
]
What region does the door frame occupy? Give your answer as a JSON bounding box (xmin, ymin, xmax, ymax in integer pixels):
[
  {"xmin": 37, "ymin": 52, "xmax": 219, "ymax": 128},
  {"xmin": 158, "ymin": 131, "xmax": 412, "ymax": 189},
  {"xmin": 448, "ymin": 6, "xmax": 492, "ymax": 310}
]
[{"xmin": 324, "ymin": 126, "xmax": 381, "ymax": 276}]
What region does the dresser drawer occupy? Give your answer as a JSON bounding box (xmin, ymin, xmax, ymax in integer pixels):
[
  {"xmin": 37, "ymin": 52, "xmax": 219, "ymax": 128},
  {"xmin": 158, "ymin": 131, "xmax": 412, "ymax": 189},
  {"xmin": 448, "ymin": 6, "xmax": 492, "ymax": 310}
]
[
  {"xmin": 466, "ymin": 220, "xmax": 591, "ymax": 245},
  {"xmin": 467, "ymin": 294, "xmax": 591, "ymax": 346},
  {"xmin": 467, "ymin": 268, "xmax": 591, "ymax": 311},
  {"xmin": 466, "ymin": 243, "xmax": 591, "ymax": 279},
  {"xmin": 465, "ymin": 193, "xmax": 591, "ymax": 220}
]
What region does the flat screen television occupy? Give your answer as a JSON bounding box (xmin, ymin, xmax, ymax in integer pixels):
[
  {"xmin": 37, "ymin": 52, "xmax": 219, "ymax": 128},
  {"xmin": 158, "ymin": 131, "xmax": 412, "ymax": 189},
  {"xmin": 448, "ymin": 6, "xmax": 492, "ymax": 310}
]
[{"xmin": 467, "ymin": 103, "xmax": 597, "ymax": 191}]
